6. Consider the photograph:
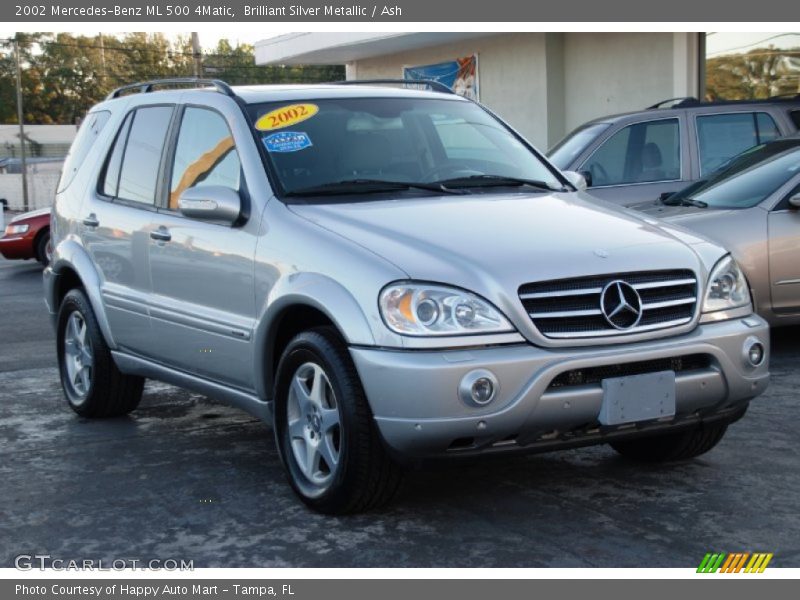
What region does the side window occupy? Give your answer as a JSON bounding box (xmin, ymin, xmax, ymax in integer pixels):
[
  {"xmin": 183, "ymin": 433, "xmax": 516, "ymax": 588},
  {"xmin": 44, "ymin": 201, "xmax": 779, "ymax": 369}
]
[
  {"xmin": 116, "ymin": 106, "xmax": 174, "ymax": 205},
  {"xmin": 756, "ymin": 112, "xmax": 781, "ymax": 143},
  {"xmin": 697, "ymin": 112, "xmax": 781, "ymax": 176},
  {"xmin": 790, "ymin": 110, "xmax": 800, "ymax": 129},
  {"xmin": 58, "ymin": 110, "xmax": 112, "ymax": 193},
  {"xmin": 169, "ymin": 107, "xmax": 241, "ymax": 210},
  {"xmin": 582, "ymin": 119, "xmax": 681, "ymax": 186},
  {"xmin": 101, "ymin": 113, "xmax": 132, "ymax": 198}
]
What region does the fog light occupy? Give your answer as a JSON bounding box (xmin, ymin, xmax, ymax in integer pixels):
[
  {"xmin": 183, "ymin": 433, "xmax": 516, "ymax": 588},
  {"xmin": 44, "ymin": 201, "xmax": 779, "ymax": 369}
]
[
  {"xmin": 743, "ymin": 337, "xmax": 765, "ymax": 367},
  {"xmin": 459, "ymin": 369, "xmax": 499, "ymax": 407}
]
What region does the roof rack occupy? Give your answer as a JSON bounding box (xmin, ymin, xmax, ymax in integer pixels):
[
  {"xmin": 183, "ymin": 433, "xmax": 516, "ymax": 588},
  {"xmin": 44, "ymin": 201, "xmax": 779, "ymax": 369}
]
[
  {"xmin": 330, "ymin": 79, "xmax": 455, "ymax": 95},
  {"xmin": 647, "ymin": 97, "xmax": 700, "ymax": 109},
  {"xmin": 106, "ymin": 78, "xmax": 235, "ymax": 100}
]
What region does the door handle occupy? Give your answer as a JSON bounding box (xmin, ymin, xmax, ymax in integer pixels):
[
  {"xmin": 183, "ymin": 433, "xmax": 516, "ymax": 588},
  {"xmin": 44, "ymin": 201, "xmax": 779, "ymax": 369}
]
[
  {"xmin": 150, "ymin": 227, "xmax": 171, "ymax": 242},
  {"xmin": 82, "ymin": 214, "xmax": 100, "ymax": 228}
]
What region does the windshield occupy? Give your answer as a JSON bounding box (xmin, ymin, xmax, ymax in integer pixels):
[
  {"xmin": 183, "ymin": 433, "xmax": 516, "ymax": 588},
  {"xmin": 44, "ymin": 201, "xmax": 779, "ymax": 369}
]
[
  {"xmin": 247, "ymin": 97, "xmax": 565, "ymax": 198},
  {"xmin": 666, "ymin": 141, "xmax": 800, "ymax": 209},
  {"xmin": 547, "ymin": 122, "xmax": 611, "ymax": 169}
]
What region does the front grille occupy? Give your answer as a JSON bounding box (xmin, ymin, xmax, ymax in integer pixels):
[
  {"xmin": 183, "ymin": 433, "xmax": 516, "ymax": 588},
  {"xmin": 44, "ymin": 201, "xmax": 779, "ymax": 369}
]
[
  {"xmin": 547, "ymin": 354, "xmax": 712, "ymax": 390},
  {"xmin": 519, "ymin": 270, "xmax": 698, "ymax": 339}
]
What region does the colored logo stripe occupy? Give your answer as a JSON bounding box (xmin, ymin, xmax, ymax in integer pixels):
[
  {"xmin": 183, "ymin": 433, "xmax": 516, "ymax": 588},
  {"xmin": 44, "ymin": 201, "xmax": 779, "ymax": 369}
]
[{"xmin": 697, "ymin": 552, "xmax": 773, "ymax": 573}]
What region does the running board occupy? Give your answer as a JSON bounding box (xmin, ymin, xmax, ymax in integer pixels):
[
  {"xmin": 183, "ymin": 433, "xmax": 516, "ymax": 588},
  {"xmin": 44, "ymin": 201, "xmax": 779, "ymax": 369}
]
[{"xmin": 111, "ymin": 351, "xmax": 272, "ymax": 423}]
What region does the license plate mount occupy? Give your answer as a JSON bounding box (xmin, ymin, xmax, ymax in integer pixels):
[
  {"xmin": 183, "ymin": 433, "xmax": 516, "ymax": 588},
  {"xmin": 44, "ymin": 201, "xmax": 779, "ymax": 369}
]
[{"xmin": 599, "ymin": 370, "xmax": 676, "ymax": 426}]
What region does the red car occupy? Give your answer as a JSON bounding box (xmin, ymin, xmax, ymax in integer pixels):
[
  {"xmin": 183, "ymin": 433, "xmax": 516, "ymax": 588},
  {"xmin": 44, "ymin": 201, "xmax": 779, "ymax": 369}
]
[{"xmin": 0, "ymin": 207, "xmax": 52, "ymax": 265}]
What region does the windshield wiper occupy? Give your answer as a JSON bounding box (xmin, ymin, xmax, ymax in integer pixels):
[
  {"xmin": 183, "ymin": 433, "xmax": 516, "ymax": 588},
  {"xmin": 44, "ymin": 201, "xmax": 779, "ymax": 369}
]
[
  {"xmin": 661, "ymin": 196, "xmax": 708, "ymax": 208},
  {"xmin": 434, "ymin": 174, "xmax": 566, "ymax": 192},
  {"xmin": 284, "ymin": 178, "xmax": 464, "ymax": 197}
]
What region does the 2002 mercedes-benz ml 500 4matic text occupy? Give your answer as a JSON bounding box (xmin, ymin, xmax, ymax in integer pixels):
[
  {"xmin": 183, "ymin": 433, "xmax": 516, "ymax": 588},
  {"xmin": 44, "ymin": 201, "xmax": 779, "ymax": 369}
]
[{"xmin": 45, "ymin": 78, "xmax": 770, "ymax": 514}]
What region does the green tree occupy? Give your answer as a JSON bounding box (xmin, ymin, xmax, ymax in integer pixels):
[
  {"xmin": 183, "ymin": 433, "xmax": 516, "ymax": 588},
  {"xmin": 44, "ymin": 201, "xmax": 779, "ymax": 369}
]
[{"xmin": 0, "ymin": 33, "xmax": 345, "ymax": 125}]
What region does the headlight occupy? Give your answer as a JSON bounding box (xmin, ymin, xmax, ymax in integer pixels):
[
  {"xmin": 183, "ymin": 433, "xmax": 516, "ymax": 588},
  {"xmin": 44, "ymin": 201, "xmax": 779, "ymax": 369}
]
[
  {"xmin": 5, "ymin": 223, "xmax": 29, "ymax": 235},
  {"xmin": 702, "ymin": 255, "xmax": 751, "ymax": 313},
  {"xmin": 379, "ymin": 283, "xmax": 514, "ymax": 336}
]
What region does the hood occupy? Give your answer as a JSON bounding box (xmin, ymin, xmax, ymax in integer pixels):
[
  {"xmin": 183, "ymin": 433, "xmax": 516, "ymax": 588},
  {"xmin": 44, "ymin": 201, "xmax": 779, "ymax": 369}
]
[
  {"xmin": 11, "ymin": 207, "xmax": 50, "ymax": 223},
  {"xmin": 289, "ymin": 192, "xmax": 725, "ymax": 315}
]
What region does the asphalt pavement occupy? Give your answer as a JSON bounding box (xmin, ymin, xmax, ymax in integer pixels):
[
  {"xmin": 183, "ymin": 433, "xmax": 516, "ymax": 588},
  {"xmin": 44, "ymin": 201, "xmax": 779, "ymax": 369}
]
[{"xmin": 1, "ymin": 255, "xmax": 799, "ymax": 568}]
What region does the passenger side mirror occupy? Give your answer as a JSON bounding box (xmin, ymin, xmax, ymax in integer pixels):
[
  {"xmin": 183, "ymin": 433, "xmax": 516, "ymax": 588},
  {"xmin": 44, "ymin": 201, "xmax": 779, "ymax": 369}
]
[
  {"xmin": 177, "ymin": 186, "xmax": 241, "ymax": 225},
  {"xmin": 578, "ymin": 170, "xmax": 593, "ymax": 188},
  {"xmin": 789, "ymin": 194, "xmax": 800, "ymax": 210},
  {"xmin": 562, "ymin": 170, "xmax": 588, "ymax": 192}
]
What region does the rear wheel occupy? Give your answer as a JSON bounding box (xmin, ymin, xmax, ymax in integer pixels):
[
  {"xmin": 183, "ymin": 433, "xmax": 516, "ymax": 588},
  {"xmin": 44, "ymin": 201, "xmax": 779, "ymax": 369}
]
[
  {"xmin": 610, "ymin": 421, "xmax": 729, "ymax": 462},
  {"xmin": 274, "ymin": 327, "xmax": 402, "ymax": 514},
  {"xmin": 57, "ymin": 288, "xmax": 144, "ymax": 417}
]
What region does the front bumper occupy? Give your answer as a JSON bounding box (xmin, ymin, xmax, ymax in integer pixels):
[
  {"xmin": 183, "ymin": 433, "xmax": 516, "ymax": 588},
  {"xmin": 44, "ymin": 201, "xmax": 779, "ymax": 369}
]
[
  {"xmin": 350, "ymin": 316, "xmax": 769, "ymax": 458},
  {"xmin": 0, "ymin": 233, "xmax": 36, "ymax": 259}
]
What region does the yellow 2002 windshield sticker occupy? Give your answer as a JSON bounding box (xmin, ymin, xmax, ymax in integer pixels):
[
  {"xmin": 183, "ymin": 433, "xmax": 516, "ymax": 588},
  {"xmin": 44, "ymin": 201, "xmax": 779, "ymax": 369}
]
[{"xmin": 255, "ymin": 103, "xmax": 319, "ymax": 131}]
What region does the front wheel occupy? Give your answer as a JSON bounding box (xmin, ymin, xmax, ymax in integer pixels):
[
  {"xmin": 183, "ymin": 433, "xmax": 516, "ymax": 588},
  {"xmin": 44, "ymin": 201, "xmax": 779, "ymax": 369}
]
[
  {"xmin": 610, "ymin": 421, "xmax": 729, "ymax": 462},
  {"xmin": 273, "ymin": 327, "xmax": 402, "ymax": 514},
  {"xmin": 57, "ymin": 288, "xmax": 144, "ymax": 417}
]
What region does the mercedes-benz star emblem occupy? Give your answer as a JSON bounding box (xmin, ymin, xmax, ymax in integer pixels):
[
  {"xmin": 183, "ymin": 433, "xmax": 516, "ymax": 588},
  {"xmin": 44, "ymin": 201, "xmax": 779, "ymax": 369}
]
[{"xmin": 600, "ymin": 280, "xmax": 642, "ymax": 329}]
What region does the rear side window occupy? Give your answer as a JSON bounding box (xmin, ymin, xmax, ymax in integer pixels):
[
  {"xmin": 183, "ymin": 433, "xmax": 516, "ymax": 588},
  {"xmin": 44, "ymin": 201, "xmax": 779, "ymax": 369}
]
[
  {"xmin": 790, "ymin": 110, "xmax": 800, "ymax": 129},
  {"xmin": 169, "ymin": 107, "xmax": 241, "ymax": 210},
  {"xmin": 57, "ymin": 110, "xmax": 111, "ymax": 193},
  {"xmin": 581, "ymin": 118, "xmax": 681, "ymax": 186},
  {"xmin": 101, "ymin": 106, "xmax": 173, "ymax": 205},
  {"xmin": 696, "ymin": 112, "xmax": 781, "ymax": 176}
]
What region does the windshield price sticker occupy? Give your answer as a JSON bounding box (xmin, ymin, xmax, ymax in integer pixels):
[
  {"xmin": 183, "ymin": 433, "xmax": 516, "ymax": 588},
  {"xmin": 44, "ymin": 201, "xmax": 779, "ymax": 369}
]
[
  {"xmin": 263, "ymin": 131, "xmax": 313, "ymax": 153},
  {"xmin": 255, "ymin": 103, "xmax": 319, "ymax": 131}
]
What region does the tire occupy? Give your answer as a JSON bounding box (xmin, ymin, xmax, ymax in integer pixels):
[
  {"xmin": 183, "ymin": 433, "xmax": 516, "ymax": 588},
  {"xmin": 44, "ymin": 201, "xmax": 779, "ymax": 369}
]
[
  {"xmin": 273, "ymin": 327, "xmax": 402, "ymax": 514},
  {"xmin": 610, "ymin": 421, "xmax": 729, "ymax": 462},
  {"xmin": 35, "ymin": 229, "xmax": 51, "ymax": 266},
  {"xmin": 57, "ymin": 288, "xmax": 144, "ymax": 417}
]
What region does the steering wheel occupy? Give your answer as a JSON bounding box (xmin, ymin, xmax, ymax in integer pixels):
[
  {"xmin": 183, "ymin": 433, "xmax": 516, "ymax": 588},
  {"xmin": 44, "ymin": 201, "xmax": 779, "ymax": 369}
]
[
  {"xmin": 589, "ymin": 163, "xmax": 609, "ymax": 186},
  {"xmin": 420, "ymin": 163, "xmax": 484, "ymax": 182}
]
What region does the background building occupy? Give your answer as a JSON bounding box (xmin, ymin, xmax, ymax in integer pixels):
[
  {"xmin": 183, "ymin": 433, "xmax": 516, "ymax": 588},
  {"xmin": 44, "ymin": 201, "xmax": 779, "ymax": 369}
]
[{"xmin": 254, "ymin": 32, "xmax": 703, "ymax": 150}]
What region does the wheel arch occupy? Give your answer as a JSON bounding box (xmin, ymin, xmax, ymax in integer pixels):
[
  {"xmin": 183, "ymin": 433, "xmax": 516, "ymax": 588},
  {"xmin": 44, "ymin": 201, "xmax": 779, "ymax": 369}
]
[
  {"xmin": 48, "ymin": 238, "xmax": 117, "ymax": 349},
  {"xmin": 254, "ymin": 274, "xmax": 377, "ymax": 401}
]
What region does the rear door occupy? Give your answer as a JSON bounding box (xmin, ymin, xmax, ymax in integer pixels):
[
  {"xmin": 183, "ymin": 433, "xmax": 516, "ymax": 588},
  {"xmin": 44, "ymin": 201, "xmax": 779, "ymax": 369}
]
[
  {"xmin": 578, "ymin": 116, "xmax": 688, "ymax": 206},
  {"xmin": 83, "ymin": 104, "xmax": 174, "ymax": 354},
  {"xmin": 145, "ymin": 102, "xmax": 259, "ymax": 390}
]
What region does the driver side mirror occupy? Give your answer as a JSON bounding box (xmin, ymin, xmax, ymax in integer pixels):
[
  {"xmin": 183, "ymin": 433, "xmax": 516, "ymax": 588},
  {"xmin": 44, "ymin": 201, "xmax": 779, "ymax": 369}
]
[
  {"xmin": 578, "ymin": 170, "xmax": 593, "ymax": 188},
  {"xmin": 562, "ymin": 170, "xmax": 588, "ymax": 192},
  {"xmin": 178, "ymin": 186, "xmax": 241, "ymax": 225},
  {"xmin": 789, "ymin": 194, "xmax": 800, "ymax": 209}
]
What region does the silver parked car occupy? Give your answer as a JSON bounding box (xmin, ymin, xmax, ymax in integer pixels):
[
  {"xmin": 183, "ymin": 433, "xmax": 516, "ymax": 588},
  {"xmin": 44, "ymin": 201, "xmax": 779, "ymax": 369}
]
[
  {"xmin": 45, "ymin": 78, "xmax": 769, "ymax": 514},
  {"xmin": 548, "ymin": 96, "xmax": 800, "ymax": 206},
  {"xmin": 633, "ymin": 136, "xmax": 800, "ymax": 327}
]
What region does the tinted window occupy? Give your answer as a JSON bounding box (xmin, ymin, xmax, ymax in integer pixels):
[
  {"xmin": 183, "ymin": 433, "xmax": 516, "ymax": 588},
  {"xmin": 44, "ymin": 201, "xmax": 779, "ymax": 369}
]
[
  {"xmin": 169, "ymin": 107, "xmax": 241, "ymax": 210},
  {"xmin": 582, "ymin": 119, "xmax": 680, "ymax": 186},
  {"xmin": 101, "ymin": 113, "xmax": 132, "ymax": 198},
  {"xmin": 669, "ymin": 142, "xmax": 800, "ymax": 209},
  {"xmin": 116, "ymin": 106, "xmax": 173, "ymax": 205},
  {"xmin": 248, "ymin": 97, "xmax": 563, "ymax": 197},
  {"xmin": 791, "ymin": 110, "xmax": 800, "ymax": 129},
  {"xmin": 697, "ymin": 112, "xmax": 781, "ymax": 175},
  {"xmin": 58, "ymin": 110, "xmax": 111, "ymax": 193},
  {"xmin": 547, "ymin": 122, "xmax": 611, "ymax": 169}
]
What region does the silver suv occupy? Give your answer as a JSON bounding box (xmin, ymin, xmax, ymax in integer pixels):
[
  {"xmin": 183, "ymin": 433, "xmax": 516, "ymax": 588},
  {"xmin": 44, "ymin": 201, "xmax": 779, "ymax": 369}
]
[{"xmin": 45, "ymin": 78, "xmax": 770, "ymax": 514}]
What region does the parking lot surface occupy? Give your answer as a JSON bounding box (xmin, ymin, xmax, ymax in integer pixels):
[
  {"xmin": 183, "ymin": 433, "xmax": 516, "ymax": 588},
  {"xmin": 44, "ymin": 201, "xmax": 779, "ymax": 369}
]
[{"xmin": 1, "ymin": 256, "xmax": 799, "ymax": 568}]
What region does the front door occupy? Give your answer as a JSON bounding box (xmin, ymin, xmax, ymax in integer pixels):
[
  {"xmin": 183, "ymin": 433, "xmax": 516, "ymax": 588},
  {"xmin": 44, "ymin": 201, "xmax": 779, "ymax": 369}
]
[
  {"xmin": 768, "ymin": 182, "xmax": 800, "ymax": 314},
  {"xmin": 146, "ymin": 105, "xmax": 258, "ymax": 390}
]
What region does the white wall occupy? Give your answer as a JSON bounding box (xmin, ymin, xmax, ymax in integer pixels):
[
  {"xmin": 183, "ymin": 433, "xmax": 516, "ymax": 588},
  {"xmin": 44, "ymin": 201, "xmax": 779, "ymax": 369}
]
[
  {"xmin": 562, "ymin": 33, "xmax": 677, "ymax": 136},
  {"xmin": 0, "ymin": 171, "xmax": 61, "ymax": 211},
  {"xmin": 350, "ymin": 33, "xmax": 554, "ymax": 149},
  {"xmin": 350, "ymin": 32, "xmax": 699, "ymax": 151}
]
